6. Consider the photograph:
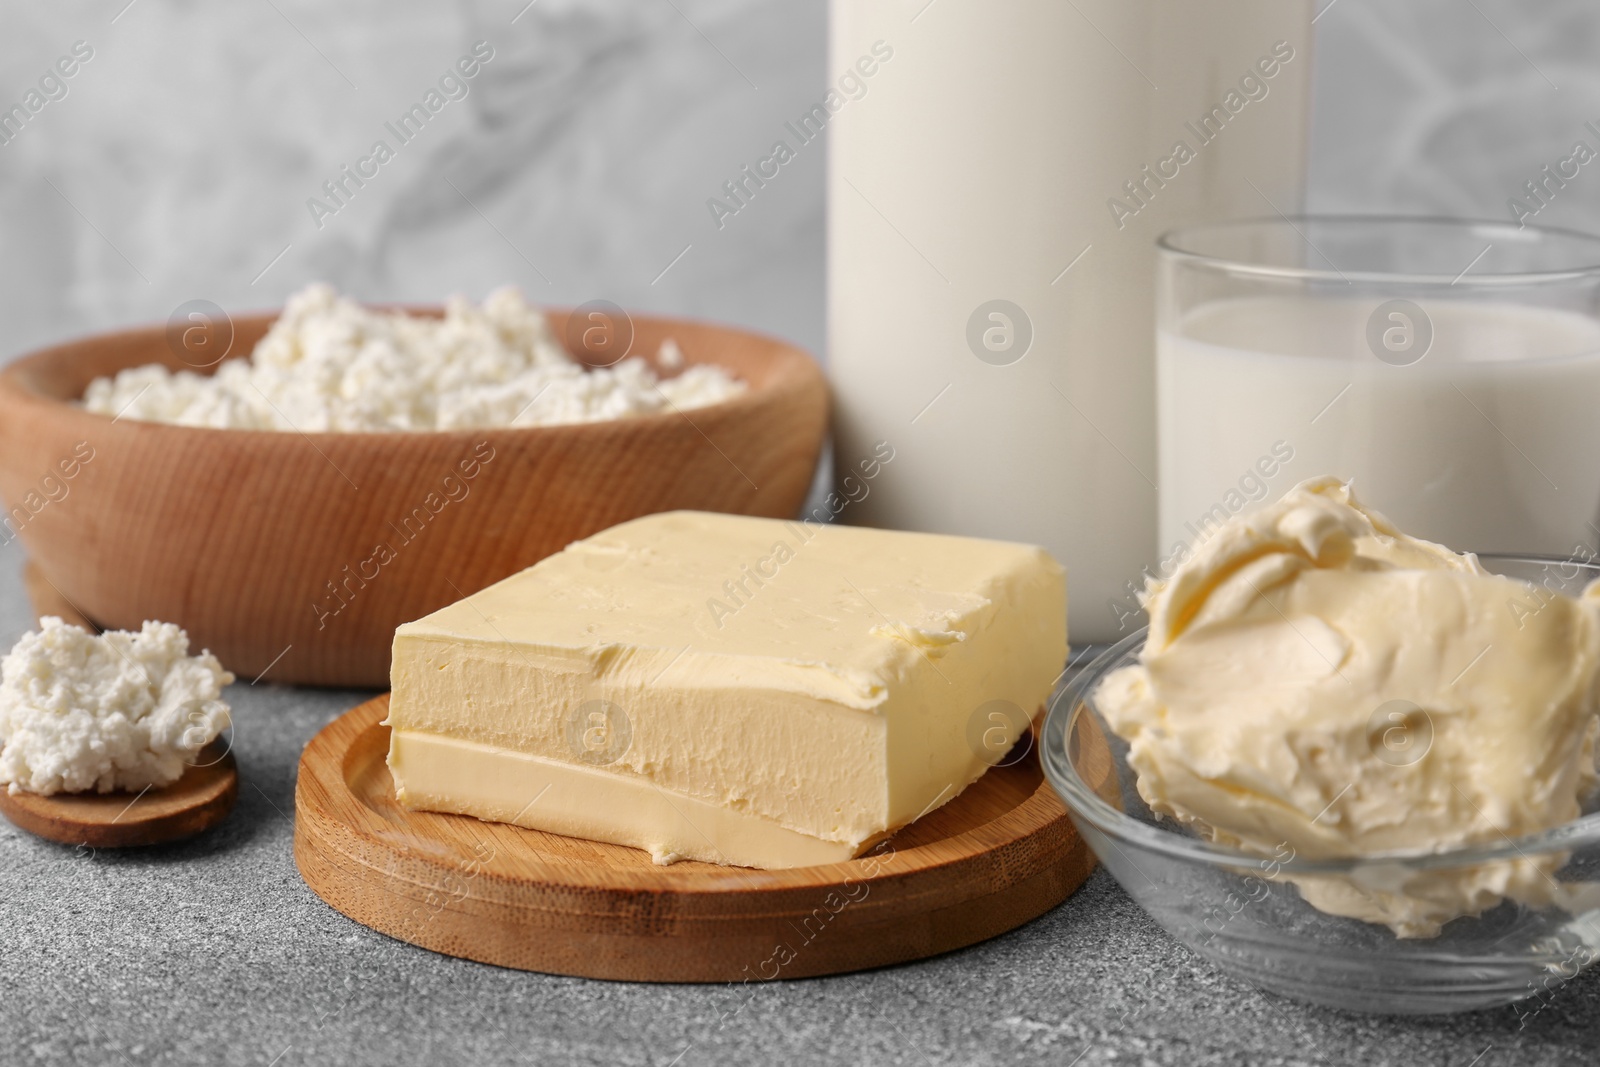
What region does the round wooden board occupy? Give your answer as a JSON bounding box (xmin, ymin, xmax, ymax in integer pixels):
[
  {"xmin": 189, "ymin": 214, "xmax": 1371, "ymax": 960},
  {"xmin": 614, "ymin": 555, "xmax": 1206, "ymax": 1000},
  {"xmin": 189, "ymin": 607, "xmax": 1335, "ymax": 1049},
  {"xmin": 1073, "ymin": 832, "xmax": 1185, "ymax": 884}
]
[
  {"xmin": 294, "ymin": 695, "xmax": 1095, "ymax": 982},
  {"xmin": 0, "ymin": 741, "xmax": 237, "ymax": 847}
]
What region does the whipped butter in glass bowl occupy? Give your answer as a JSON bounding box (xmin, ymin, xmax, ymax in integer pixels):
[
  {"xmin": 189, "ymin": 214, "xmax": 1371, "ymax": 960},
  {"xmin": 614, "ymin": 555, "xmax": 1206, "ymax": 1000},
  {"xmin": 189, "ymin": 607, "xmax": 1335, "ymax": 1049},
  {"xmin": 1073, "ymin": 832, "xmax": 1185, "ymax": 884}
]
[{"xmin": 1042, "ymin": 477, "xmax": 1600, "ymax": 1014}]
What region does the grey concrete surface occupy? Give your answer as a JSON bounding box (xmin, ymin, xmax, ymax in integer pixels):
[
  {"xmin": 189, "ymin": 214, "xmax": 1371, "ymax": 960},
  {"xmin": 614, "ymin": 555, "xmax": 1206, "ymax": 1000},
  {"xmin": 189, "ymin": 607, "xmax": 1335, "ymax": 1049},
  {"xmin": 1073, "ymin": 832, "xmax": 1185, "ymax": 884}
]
[{"xmin": 1, "ymin": 536, "xmax": 1597, "ymax": 1066}]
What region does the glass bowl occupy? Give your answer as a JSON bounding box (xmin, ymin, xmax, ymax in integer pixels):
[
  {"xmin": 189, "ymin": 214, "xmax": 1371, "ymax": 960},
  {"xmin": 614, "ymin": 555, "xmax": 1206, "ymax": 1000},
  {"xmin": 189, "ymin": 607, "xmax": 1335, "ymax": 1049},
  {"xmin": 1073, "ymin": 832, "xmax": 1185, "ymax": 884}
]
[{"xmin": 1041, "ymin": 554, "xmax": 1600, "ymax": 1015}]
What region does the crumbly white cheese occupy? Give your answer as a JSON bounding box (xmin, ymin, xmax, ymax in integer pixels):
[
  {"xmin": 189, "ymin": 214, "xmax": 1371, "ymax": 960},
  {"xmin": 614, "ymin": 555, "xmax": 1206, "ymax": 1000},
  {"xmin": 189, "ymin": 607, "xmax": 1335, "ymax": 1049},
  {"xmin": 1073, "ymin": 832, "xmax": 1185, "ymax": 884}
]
[
  {"xmin": 82, "ymin": 284, "xmax": 746, "ymax": 432},
  {"xmin": 0, "ymin": 617, "xmax": 234, "ymax": 796}
]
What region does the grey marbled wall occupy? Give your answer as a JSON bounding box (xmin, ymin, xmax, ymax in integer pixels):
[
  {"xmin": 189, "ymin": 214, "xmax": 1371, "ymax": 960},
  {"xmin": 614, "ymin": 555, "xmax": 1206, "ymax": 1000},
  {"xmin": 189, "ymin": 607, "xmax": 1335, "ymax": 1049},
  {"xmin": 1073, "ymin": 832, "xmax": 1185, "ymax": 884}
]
[
  {"xmin": 0, "ymin": 0, "xmax": 1596, "ymax": 361},
  {"xmin": 1307, "ymin": 0, "xmax": 1600, "ymax": 229},
  {"xmin": 0, "ymin": 0, "xmax": 825, "ymax": 357}
]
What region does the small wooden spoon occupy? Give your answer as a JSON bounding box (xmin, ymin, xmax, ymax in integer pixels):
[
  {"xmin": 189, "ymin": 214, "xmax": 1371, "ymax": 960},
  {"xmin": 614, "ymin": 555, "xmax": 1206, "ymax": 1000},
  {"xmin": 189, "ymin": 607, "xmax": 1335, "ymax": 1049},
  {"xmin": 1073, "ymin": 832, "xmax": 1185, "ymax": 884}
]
[{"xmin": 0, "ymin": 741, "xmax": 238, "ymax": 848}]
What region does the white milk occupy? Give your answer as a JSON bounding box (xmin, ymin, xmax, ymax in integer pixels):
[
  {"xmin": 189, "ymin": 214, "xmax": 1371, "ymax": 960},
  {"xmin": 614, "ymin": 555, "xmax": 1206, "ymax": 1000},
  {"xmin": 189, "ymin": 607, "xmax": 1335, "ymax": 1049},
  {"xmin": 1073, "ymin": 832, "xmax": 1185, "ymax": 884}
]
[
  {"xmin": 1159, "ymin": 295, "xmax": 1600, "ymax": 559},
  {"xmin": 829, "ymin": 0, "xmax": 1312, "ymax": 642}
]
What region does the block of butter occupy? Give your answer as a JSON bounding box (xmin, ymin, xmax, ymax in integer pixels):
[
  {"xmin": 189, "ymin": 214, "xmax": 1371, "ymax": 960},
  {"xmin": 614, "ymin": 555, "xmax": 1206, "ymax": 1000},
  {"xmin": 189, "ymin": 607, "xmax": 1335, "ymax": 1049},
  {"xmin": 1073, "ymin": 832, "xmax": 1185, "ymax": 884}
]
[{"xmin": 385, "ymin": 511, "xmax": 1066, "ymax": 869}]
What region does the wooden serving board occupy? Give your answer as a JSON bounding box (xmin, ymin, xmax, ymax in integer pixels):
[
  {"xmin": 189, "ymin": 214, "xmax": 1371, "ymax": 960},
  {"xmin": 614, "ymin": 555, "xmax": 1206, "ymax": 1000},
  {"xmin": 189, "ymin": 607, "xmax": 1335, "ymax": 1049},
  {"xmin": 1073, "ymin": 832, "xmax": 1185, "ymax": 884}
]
[{"xmin": 294, "ymin": 695, "xmax": 1094, "ymax": 982}]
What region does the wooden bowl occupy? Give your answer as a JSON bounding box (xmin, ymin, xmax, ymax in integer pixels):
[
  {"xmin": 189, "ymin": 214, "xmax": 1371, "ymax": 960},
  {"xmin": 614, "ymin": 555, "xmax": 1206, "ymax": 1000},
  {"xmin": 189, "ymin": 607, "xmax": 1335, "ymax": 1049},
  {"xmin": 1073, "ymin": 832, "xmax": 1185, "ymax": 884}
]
[{"xmin": 0, "ymin": 309, "xmax": 827, "ymax": 686}]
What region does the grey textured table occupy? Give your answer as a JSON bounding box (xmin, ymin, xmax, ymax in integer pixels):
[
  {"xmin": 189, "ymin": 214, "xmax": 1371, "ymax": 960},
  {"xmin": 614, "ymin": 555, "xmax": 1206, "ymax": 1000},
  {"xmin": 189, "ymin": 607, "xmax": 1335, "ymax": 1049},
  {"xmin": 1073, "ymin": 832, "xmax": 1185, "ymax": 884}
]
[{"xmin": 1, "ymin": 536, "xmax": 1596, "ymax": 1067}]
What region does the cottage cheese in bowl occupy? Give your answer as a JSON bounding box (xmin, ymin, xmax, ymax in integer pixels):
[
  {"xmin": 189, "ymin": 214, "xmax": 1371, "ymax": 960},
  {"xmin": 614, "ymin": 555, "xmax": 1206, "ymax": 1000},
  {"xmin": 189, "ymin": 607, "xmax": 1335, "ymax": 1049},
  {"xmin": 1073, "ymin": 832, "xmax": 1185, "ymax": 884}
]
[{"xmin": 82, "ymin": 285, "xmax": 746, "ymax": 432}]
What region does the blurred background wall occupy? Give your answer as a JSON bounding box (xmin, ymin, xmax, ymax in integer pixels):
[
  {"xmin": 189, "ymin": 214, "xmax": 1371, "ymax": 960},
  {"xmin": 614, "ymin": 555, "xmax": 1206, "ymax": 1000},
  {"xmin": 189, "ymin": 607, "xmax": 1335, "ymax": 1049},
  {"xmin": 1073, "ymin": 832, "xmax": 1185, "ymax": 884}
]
[{"xmin": 1, "ymin": 0, "xmax": 1597, "ymax": 363}]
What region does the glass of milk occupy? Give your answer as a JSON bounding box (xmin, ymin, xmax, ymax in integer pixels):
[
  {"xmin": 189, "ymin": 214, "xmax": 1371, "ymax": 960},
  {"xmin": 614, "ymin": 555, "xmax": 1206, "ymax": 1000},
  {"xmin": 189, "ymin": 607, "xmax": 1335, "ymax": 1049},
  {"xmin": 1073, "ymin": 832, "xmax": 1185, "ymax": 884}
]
[{"xmin": 1156, "ymin": 217, "xmax": 1600, "ymax": 564}]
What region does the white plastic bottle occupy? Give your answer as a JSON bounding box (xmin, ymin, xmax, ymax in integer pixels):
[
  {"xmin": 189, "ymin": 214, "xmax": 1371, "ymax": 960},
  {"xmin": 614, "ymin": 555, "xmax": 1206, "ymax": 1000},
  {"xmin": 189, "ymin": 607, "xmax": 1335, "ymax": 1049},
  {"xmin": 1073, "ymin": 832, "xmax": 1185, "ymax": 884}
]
[{"xmin": 828, "ymin": 0, "xmax": 1312, "ymax": 642}]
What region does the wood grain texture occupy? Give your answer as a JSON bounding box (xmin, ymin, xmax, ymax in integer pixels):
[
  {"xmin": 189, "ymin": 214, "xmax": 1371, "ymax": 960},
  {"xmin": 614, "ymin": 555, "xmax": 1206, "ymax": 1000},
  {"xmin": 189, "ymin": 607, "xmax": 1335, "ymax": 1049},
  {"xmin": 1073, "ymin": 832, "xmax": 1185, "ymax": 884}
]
[
  {"xmin": 0, "ymin": 309, "xmax": 828, "ymax": 687},
  {"xmin": 294, "ymin": 695, "xmax": 1095, "ymax": 982},
  {"xmin": 23, "ymin": 560, "xmax": 97, "ymax": 632},
  {"xmin": 0, "ymin": 741, "xmax": 237, "ymax": 847}
]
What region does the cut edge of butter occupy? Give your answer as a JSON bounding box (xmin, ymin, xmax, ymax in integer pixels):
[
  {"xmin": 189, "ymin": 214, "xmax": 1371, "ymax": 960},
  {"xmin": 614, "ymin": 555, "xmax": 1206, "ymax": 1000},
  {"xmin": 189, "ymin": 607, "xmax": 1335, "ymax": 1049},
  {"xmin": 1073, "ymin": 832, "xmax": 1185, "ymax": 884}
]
[{"xmin": 389, "ymin": 731, "xmax": 862, "ymax": 868}]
